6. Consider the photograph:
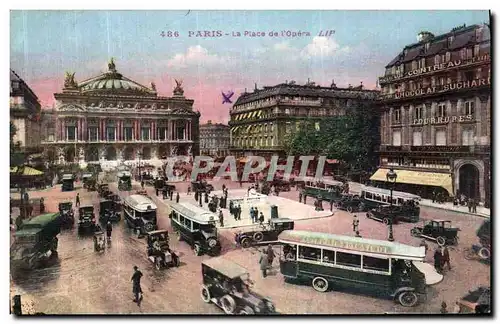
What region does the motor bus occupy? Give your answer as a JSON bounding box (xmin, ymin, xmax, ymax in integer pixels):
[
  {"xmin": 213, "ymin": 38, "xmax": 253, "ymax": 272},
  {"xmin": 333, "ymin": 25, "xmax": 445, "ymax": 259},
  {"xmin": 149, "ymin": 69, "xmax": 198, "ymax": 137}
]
[
  {"xmin": 122, "ymin": 194, "xmax": 158, "ymax": 234},
  {"xmin": 278, "ymin": 230, "xmax": 435, "ymax": 307},
  {"xmin": 359, "ymin": 186, "xmax": 421, "ymax": 214}
]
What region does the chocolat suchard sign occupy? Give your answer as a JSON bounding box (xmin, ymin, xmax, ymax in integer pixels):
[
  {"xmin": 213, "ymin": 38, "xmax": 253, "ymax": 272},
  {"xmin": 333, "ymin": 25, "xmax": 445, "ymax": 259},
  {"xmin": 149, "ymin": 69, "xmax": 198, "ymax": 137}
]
[{"xmin": 386, "ymin": 77, "xmax": 490, "ymax": 100}]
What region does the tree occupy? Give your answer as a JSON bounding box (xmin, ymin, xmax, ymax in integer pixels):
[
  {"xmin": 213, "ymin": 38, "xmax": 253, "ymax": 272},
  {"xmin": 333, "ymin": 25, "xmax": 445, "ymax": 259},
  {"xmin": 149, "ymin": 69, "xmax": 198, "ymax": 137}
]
[{"xmin": 285, "ymin": 121, "xmax": 323, "ymax": 156}]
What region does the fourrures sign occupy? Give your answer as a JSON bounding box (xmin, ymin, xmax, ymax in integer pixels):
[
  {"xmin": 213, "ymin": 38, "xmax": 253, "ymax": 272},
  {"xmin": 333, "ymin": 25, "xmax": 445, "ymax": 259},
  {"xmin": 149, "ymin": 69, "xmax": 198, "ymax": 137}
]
[{"xmin": 412, "ymin": 114, "xmax": 474, "ymax": 125}]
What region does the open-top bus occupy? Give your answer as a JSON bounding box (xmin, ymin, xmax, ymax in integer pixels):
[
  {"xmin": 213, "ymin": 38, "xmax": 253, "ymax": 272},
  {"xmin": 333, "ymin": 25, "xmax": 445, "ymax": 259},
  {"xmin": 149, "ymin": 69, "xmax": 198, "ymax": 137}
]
[{"xmin": 278, "ymin": 230, "xmax": 437, "ymax": 307}]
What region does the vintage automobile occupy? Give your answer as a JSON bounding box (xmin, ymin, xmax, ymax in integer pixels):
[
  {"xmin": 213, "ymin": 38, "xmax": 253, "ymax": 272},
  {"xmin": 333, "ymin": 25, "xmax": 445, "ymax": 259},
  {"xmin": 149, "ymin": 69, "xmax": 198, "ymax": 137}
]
[
  {"xmin": 146, "ymin": 230, "xmax": 180, "ymax": 270},
  {"xmin": 191, "ymin": 180, "xmax": 214, "ymax": 193},
  {"xmin": 117, "ymin": 171, "xmax": 132, "ymax": 191},
  {"xmin": 93, "ymin": 231, "xmax": 106, "ymax": 252},
  {"xmin": 201, "ymin": 257, "xmax": 277, "ymax": 314},
  {"xmin": 98, "ymin": 183, "xmax": 112, "ymax": 198},
  {"xmin": 81, "ymin": 173, "xmax": 94, "ymax": 189},
  {"xmin": 235, "ymin": 218, "xmax": 295, "ymax": 248},
  {"xmin": 10, "ymin": 212, "xmax": 61, "ymax": 270},
  {"xmin": 366, "ymin": 204, "xmax": 420, "ymax": 225},
  {"xmin": 464, "ymin": 219, "xmax": 490, "ymax": 262},
  {"xmin": 61, "ymin": 174, "xmax": 75, "ymax": 192},
  {"xmin": 170, "ymin": 202, "xmax": 221, "ymax": 256},
  {"xmin": 335, "ymin": 194, "xmax": 363, "ymax": 213},
  {"xmin": 99, "ymin": 199, "xmax": 121, "ymax": 223},
  {"xmin": 58, "ymin": 202, "xmax": 75, "ymax": 229},
  {"xmin": 410, "ymin": 219, "xmax": 459, "ymax": 246},
  {"xmin": 77, "ymin": 205, "xmax": 97, "ymax": 234},
  {"xmin": 458, "ymin": 286, "xmax": 490, "ymax": 314}
]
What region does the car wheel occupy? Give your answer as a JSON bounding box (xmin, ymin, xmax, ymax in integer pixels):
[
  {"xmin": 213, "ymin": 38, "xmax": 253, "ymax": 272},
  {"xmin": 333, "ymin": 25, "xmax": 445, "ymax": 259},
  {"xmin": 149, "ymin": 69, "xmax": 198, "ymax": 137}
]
[
  {"xmin": 436, "ymin": 236, "xmax": 446, "ymax": 246},
  {"xmin": 237, "ymin": 306, "xmax": 255, "ymax": 314},
  {"xmin": 347, "ymin": 206, "xmax": 353, "ymax": 213},
  {"xmin": 478, "ymin": 247, "xmax": 490, "ymax": 260},
  {"xmin": 194, "ymin": 243, "xmax": 202, "ymax": 256},
  {"xmin": 155, "ymin": 257, "xmax": 162, "ymax": 270},
  {"xmin": 144, "ymin": 222, "xmax": 155, "ymax": 233},
  {"xmin": 312, "ymin": 277, "xmax": 329, "ymax": 292},
  {"xmin": 398, "ymin": 291, "xmax": 419, "ymax": 307},
  {"xmin": 201, "ymin": 285, "xmax": 211, "ymax": 303},
  {"xmin": 240, "ymin": 237, "xmax": 251, "ymax": 248},
  {"xmin": 221, "ymin": 295, "xmax": 236, "ymax": 314},
  {"xmin": 253, "ymin": 232, "xmax": 264, "ymax": 242},
  {"xmin": 464, "ymin": 248, "xmax": 475, "ymax": 260},
  {"xmin": 383, "ymin": 218, "xmax": 390, "ymax": 225},
  {"xmin": 410, "ymin": 228, "xmax": 421, "ymax": 237}
]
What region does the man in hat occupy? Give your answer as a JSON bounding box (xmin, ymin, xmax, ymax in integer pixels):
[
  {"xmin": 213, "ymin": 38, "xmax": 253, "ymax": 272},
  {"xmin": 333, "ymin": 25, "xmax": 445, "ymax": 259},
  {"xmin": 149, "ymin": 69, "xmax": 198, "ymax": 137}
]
[
  {"xmin": 259, "ymin": 250, "xmax": 269, "ymax": 278},
  {"xmin": 131, "ymin": 266, "xmax": 143, "ymax": 303}
]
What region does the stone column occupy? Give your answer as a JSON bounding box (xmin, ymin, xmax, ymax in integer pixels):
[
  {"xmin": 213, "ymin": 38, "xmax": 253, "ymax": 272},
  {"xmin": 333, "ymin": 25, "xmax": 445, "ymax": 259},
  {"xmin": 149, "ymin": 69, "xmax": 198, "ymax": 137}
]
[
  {"xmin": 61, "ymin": 118, "xmax": 66, "ymax": 141},
  {"xmin": 151, "ymin": 121, "xmax": 156, "ymax": 141},
  {"xmin": 82, "ymin": 118, "xmax": 87, "ymax": 141},
  {"xmin": 430, "ymin": 102, "xmax": 437, "ymax": 145}
]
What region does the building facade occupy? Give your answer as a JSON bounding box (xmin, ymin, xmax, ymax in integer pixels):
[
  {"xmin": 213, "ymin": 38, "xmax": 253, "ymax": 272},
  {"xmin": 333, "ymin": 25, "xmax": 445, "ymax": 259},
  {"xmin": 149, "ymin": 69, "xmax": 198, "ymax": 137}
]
[
  {"xmin": 41, "ymin": 59, "xmax": 200, "ymax": 166},
  {"xmin": 229, "ymin": 81, "xmax": 379, "ymax": 159},
  {"xmin": 199, "ymin": 120, "xmax": 230, "ymax": 156},
  {"xmin": 10, "ymin": 70, "xmax": 43, "ymax": 153},
  {"xmin": 373, "ymin": 24, "xmax": 491, "ymax": 205}
]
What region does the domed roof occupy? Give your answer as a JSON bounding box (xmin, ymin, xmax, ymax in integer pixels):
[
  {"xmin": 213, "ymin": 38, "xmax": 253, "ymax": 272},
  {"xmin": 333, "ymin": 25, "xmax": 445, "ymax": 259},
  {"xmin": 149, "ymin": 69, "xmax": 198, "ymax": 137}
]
[{"xmin": 77, "ymin": 59, "xmax": 156, "ymax": 95}]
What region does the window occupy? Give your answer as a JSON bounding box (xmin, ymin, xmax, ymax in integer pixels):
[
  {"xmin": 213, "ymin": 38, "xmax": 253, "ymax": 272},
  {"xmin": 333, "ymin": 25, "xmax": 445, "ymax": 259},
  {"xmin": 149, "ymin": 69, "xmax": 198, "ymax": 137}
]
[
  {"xmin": 336, "ymin": 252, "xmax": 361, "ymax": 268},
  {"xmin": 393, "ymin": 109, "xmax": 401, "ymax": 123},
  {"xmin": 413, "ymin": 131, "xmax": 422, "ymax": 146},
  {"xmin": 157, "ymin": 127, "xmax": 167, "ymax": 140},
  {"xmin": 106, "ymin": 127, "xmax": 115, "ymax": 141},
  {"xmin": 462, "ymin": 129, "xmax": 475, "ymax": 146},
  {"xmin": 66, "ymin": 126, "xmax": 76, "ymax": 141},
  {"xmin": 425, "ymin": 43, "xmax": 430, "ymax": 52},
  {"xmin": 434, "ymin": 55, "xmax": 441, "ymax": 65},
  {"xmin": 439, "ymin": 77, "xmax": 445, "ymax": 85},
  {"xmin": 411, "ymin": 61, "xmax": 417, "ymax": 70},
  {"xmin": 460, "ymin": 48, "xmax": 466, "ymax": 60},
  {"xmin": 298, "ymin": 246, "xmax": 321, "ymax": 261},
  {"xmin": 445, "ymin": 52, "xmax": 451, "ymax": 62},
  {"xmin": 437, "ymin": 103, "xmax": 447, "ymax": 118},
  {"xmin": 171, "ymin": 211, "xmax": 178, "ymax": 220},
  {"xmin": 392, "ymin": 130, "xmax": 401, "ymax": 146},
  {"xmin": 365, "ymin": 192, "xmax": 373, "ymax": 200},
  {"xmin": 448, "ymin": 36, "xmax": 454, "ymax": 47},
  {"xmin": 141, "ymin": 127, "xmax": 150, "ymax": 141},
  {"xmin": 363, "ymin": 256, "xmax": 390, "ymax": 272},
  {"xmin": 435, "ymin": 130, "xmax": 447, "ymax": 146},
  {"xmin": 466, "ymin": 48, "xmax": 473, "ymax": 59},
  {"xmin": 124, "ymin": 127, "xmax": 133, "ymax": 141},
  {"xmin": 415, "ymin": 106, "xmax": 423, "ymax": 119},
  {"xmin": 418, "ymin": 58, "xmax": 425, "ymax": 69},
  {"xmin": 474, "ymin": 45, "xmax": 480, "ymax": 57},
  {"xmin": 192, "ymin": 222, "xmax": 200, "ymax": 231},
  {"xmin": 88, "ymin": 127, "xmax": 98, "ymax": 141},
  {"xmin": 179, "ymin": 215, "xmax": 185, "ymax": 224},
  {"xmin": 184, "ymin": 218, "xmax": 192, "ymax": 229},
  {"xmin": 322, "ymin": 249, "xmax": 335, "ymax": 264}
]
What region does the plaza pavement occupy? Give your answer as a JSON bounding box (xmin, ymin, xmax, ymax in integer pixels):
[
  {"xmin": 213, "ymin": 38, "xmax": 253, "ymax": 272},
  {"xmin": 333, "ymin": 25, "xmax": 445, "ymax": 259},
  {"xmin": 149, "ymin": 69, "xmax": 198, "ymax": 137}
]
[{"xmin": 151, "ymin": 188, "xmax": 334, "ymax": 229}]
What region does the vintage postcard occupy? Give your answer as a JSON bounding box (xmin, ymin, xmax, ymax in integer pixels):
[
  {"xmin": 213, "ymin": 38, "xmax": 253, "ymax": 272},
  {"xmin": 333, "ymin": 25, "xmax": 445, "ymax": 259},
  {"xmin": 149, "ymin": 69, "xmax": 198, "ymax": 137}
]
[{"xmin": 9, "ymin": 10, "xmax": 491, "ymax": 315}]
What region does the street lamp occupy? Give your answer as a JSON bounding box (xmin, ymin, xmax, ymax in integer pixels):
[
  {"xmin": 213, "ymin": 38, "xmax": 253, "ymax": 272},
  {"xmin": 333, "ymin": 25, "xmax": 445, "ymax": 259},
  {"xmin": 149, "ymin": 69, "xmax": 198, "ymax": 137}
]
[{"xmin": 386, "ymin": 168, "xmax": 397, "ymax": 242}]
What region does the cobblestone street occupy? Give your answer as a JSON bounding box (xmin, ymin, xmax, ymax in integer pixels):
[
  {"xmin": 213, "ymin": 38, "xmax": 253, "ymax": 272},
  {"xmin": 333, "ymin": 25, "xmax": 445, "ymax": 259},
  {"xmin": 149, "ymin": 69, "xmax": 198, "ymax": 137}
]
[{"xmin": 9, "ymin": 179, "xmax": 490, "ymax": 314}]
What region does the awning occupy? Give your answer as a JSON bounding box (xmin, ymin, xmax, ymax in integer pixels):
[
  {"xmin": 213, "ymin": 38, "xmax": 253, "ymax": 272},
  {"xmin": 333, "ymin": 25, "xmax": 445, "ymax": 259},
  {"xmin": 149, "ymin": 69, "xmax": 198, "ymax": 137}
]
[
  {"xmin": 251, "ymin": 111, "xmax": 257, "ymax": 118},
  {"xmin": 10, "ymin": 166, "xmax": 44, "ymax": 176},
  {"xmin": 246, "ymin": 125, "xmax": 252, "ymax": 132},
  {"xmin": 369, "ymin": 168, "xmax": 453, "ymax": 195},
  {"xmin": 256, "ymin": 110, "xmax": 262, "ymax": 118},
  {"xmin": 231, "ymin": 126, "xmax": 240, "ymax": 133}
]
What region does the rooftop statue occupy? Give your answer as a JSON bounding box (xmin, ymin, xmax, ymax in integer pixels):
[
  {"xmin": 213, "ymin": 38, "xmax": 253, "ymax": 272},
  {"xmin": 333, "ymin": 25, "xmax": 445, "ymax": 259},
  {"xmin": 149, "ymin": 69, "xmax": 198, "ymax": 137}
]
[
  {"xmin": 151, "ymin": 82, "xmax": 156, "ymax": 92},
  {"xmin": 174, "ymin": 79, "xmax": 184, "ymax": 96},
  {"xmin": 64, "ymin": 71, "xmax": 78, "ymax": 88},
  {"xmin": 108, "ymin": 57, "xmax": 116, "ymax": 72}
]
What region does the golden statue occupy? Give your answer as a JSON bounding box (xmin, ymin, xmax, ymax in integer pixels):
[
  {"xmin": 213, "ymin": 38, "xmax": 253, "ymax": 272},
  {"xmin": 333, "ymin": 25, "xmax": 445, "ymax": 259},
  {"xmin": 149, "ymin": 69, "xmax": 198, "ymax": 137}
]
[
  {"xmin": 108, "ymin": 57, "xmax": 116, "ymax": 72},
  {"xmin": 64, "ymin": 71, "xmax": 77, "ymax": 88}
]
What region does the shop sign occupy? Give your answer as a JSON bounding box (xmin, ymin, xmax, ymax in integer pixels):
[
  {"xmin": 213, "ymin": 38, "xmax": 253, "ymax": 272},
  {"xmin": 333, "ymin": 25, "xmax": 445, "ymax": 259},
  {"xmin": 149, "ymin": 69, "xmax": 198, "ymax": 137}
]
[{"xmin": 412, "ymin": 114, "xmax": 474, "ymax": 125}]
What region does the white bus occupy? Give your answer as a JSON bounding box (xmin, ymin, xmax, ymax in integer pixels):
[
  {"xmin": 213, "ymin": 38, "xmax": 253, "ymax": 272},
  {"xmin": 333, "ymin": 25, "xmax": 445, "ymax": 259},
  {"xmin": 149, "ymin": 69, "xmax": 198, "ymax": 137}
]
[{"xmin": 123, "ymin": 194, "xmax": 158, "ymax": 234}]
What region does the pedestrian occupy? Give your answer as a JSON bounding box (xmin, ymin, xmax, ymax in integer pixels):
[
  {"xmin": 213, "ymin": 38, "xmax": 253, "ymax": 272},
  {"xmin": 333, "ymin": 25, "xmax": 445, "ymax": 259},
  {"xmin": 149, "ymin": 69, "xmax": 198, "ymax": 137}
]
[
  {"xmin": 467, "ymin": 197, "xmax": 473, "ymax": 213},
  {"xmin": 176, "ymin": 192, "xmax": 180, "ymax": 203},
  {"xmin": 329, "ymin": 198, "xmax": 334, "ymax": 212},
  {"xmin": 442, "ymin": 245, "xmax": 451, "ymax": 270},
  {"xmin": 267, "ymin": 244, "xmax": 275, "ymax": 267},
  {"xmin": 40, "ymin": 197, "xmax": 45, "ymax": 214},
  {"xmin": 141, "ymin": 180, "xmax": 145, "ymax": 189},
  {"xmin": 169, "ymin": 190, "xmax": 173, "ymax": 201},
  {"xmin": 23, "ymin": 191, "xmax": 29, "ymax": 203},
  {"xmin": 259, "ymin": 250, "xmax": 269, "ymax": 278},
  {"xmin": 433, "ymin": 248, "xmax": 442, "ymax": 274},
  {"xmin": 106, "ymin": 221, "xmax": 112, "ymax": 240},
  {"xmin": 222, "ymin": 184, "xmax": 226, "ymax": 192},
  {"xmin": 352, "ymin": 215, "xmax": 358, "ymax": 232},
  {"xmin": 187, "ymin": 186, "xmax": 191, "ymax": 195},
  {"xmin": 440, "ymin": 301, "xmax": 448, "ymax": 314},
  {"xmin": 303, "ymin": 194, "xmax": 307, "ymax": 204},
  {"xmin": 236, "ymin": 205, "xmax": 242, "ymax": 221},
  {"xmin": 76, "ymin": 193, "xmax": 80, "ymax": 207},
  {"xmin": 205, "ymin": 191, "xmax": 209, "ymax": 203},
  {"xmin": 194, "ymin": 190, "xmax": 199, "ymax": 202},
  {"xmin": 249, "ymin": 207, "xmax": 254, "ymax": 223},
  {"xmin": 219, "ymin": 209, "xmax": 224, "ymax": 227},
  {"xmin": 472, "ymin": 198, "xmax": 478, "ymax": 213},
  {"xmin": 259, "ymin": 212, "xmax": 265, "ymax": 225},
  {"xmin": 155, "ymin": 186, "xmax": 159, "ymax": 196},
  {"xmin": 131, "ymin": 266, "xmax": 143, "ymax": 303},
  {"xmin": 299, "ymin": 191, "xmax": 302, "ymax": 203}
]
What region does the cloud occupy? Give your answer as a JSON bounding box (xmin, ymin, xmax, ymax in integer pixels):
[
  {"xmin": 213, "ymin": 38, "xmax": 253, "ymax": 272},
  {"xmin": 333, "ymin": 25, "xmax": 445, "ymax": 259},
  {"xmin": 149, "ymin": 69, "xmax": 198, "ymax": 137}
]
[
  {"xmin": 300, "ymin": 36, "xmax": 350, "ymax": 59},
  {"xmin": 273, "ymin": 41, "xmax": 292, "ymax": 51},
  {"xmin": 167, "ymin": 45, "xmax": 222, "ymax": 68}
]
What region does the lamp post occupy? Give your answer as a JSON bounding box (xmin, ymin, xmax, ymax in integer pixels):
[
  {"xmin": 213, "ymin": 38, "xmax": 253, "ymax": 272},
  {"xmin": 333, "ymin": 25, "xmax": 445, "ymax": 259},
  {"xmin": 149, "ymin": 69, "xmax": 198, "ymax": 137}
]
[{"xmin": 386, "ymin": 168, "xmax": 397, "ymax": 242}]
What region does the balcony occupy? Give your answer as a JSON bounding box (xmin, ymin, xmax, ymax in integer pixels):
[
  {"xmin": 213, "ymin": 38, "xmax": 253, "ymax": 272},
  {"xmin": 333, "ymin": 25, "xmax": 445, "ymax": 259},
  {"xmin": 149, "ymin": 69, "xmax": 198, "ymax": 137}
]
[
  {"xmin": 378, "ymin": 145, "xmax": 490, "ymax": 154},
  {"xmin": 45, "ymin": 138, "xmax": 194, "ymax": 145}
]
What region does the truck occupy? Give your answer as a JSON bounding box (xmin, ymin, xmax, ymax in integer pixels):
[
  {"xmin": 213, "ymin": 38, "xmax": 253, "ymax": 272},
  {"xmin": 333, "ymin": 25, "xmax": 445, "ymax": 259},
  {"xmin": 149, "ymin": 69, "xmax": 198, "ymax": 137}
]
[{"xmin": 11, "ymin": 212, "xmax": 62, "ymax": 270}]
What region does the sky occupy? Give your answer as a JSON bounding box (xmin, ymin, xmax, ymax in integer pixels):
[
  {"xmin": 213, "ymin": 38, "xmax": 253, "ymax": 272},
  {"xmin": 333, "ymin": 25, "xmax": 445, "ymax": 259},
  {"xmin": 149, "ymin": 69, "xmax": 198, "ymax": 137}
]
[{"xmin": 10, "ymin": 10, "xmax": 490, "ymax": 123}]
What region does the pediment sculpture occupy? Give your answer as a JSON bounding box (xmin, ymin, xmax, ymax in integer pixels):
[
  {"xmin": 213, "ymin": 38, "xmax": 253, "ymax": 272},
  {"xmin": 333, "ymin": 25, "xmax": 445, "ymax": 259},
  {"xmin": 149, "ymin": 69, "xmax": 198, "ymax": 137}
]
[{"xmin": 64, "ymin": 71, "xmax": 78, "ymax": 88}]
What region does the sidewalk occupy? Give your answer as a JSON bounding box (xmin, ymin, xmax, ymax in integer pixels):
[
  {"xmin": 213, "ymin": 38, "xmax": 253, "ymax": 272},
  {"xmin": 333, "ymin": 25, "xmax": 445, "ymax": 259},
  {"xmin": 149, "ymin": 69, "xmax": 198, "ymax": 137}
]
[
  {"xmin": 155, "ymin": 189, "xmax": 334, "ymax": 230},
  {"xmin": 348, "ymin": 181, "xmax": 490, "ymax": 218}
]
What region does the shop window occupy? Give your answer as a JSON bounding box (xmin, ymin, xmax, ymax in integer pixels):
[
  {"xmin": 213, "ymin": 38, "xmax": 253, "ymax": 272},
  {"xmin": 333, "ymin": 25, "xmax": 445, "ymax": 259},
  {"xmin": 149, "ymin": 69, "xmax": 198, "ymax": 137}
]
[
  {"xmin": 336, "ymin": 252, "xmax": 361, "ymax": 268},
  {"xmin": 392, "ymin": 130, "xmax": 401, "ymax": 146},
  {"xmin": 462, "ymin": 129, "xmax": 475, "ymax": 146},
  {"xmin": 435, "ymin": 130, "xmax": 447, "ymax": 146},
  {"xmin": 413, "ymin": 131, "xmax": 422, "ymax": 146}
]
